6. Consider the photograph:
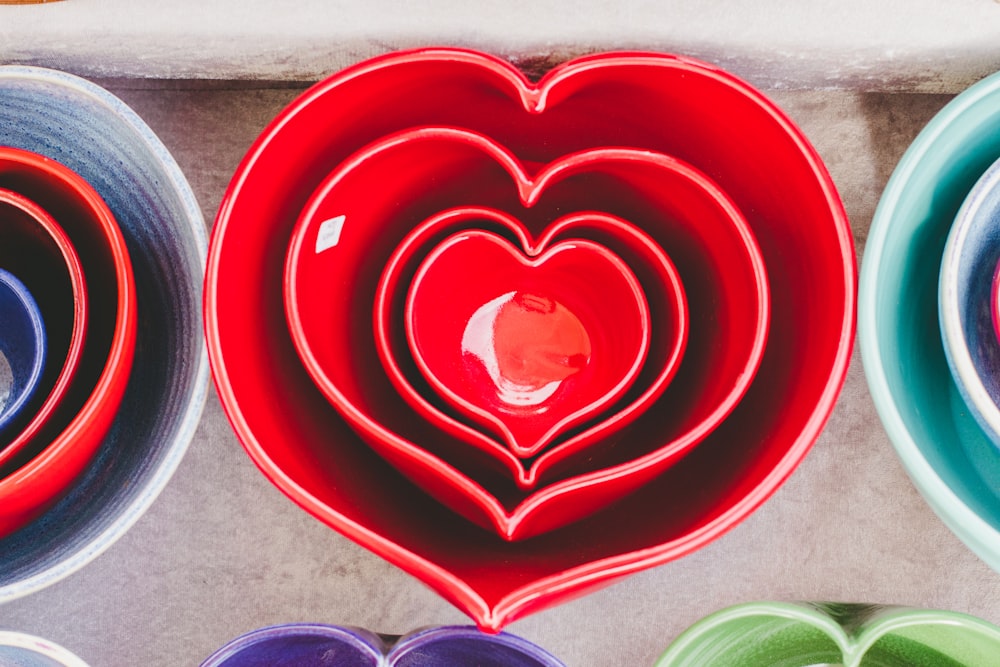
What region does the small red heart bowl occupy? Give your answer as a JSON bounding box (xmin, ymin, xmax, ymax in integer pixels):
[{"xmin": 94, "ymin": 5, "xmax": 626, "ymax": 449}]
[
  {"xmin": 284, "ymin": 126, "xmax": 767, "ymax": 539},
  {"xmin": 375, "ymin": 206, "xmax": 687, "ymax": 488},
  {"xmin": 0, "ymin": 147, "xmax": 137, "ymax": 537},
  {"xmin": 405, "ymin": 227, "xmax": 651, "ymax": 460},
  {"xmin": 206, "ymin": 48, "xmax": 854, "ymax": 630},
  {"xmin": 0, "ymin": 187, "xmax": 89, "ymax": 468}
]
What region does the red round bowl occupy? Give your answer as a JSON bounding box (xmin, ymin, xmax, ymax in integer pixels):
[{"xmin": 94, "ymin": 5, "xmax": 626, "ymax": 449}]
[
  {"xmin": 405, "ymin": 228, "xmax": 651, "ymax": 460},
  {"xmin": 0, "ymin": 187, "xmax": 88, "ymax": 468},
  {"xmin": 284, "ymin": 127, "xmax": 767, "ymax": 539},
  {"xmin": 375, "ymin": 206, "xmax": 687, "ymax": 488},
  {"xmin": 206, "ymin": 49, "xmax": 854, "ymax": 630},
  {"xmin": 0, "ymin": 147, "xmax": 137, "ymax": 537}
]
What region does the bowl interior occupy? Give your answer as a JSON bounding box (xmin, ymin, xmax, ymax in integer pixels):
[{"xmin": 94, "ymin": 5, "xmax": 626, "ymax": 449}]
[
  {"xmin": 0, "ymin": 186, "xmax": 88, "ymax": 469},
  {"xmin": 209, "ymin": 50, "xmax": 852, "ymax": 619},
  {"xmin": 0, "ymin": 66, "xmax": 206, "ymax": 602},
  {"xmin": 861, "ymin": 70, "xmax": 1000, "ymax": 568}
]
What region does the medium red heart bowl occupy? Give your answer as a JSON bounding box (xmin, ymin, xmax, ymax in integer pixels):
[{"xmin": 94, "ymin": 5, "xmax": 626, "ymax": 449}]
[
  {"xmin": 0, "ymin": 187, "xmax": 89, "ymax": 468},
  {"xmin": 406, "ymin": 228, "xmax": 651, "ymax": 459},
  {"xmin": 375, "ymin": 206, "xmax": 687, "ymax": 488},
  {"xmin": 0, "ymin": 147, "xmax": 137, "ymax": 536},
  {"xmin": 284, "ymin": 126, "xmax": 767, "ymax": 539},
  {"xmin": 206, "ymin": 48, "xmax": 855, "ymax": 630}
]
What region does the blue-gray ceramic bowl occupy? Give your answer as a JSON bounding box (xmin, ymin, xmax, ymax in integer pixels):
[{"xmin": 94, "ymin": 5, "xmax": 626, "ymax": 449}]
[
  {"xmin": 0, "ymin": 267, "xmax": 46, "ymax": 441},
  {"xmin": 0, "ymin": 66, "xmax": 207, "ymax": 601},
  {"xmin": 939, "ymin": 156, "xmax": 1000, "ymax": 449},
  {"xmin": 200, "ymin": 624, "xmax": 565, "ymax": 667},
  {"xmin": 0, "ymin": 631, "xmax": 90, "ymax": 667},
  {"xmin": 860, "ymin": 69, "xmax": 1000, "ymax": 570}
]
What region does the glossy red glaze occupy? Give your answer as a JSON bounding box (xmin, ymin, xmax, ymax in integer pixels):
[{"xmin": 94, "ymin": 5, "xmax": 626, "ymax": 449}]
[
  {"xmin": 992, "ymin": 256, "xmax": 1000, "ymax": 346},
  {"xmin": 407, "ymin": 229, "xmax": 650, "ymax": 458},
  {"xmin": 0, "ymin": 188, "xmax": 89, "ymax": 470},
  {"xmin": 284, "ymin": 128, "xmax": 766, "ymax": 538},
  {"xmin": 206, "ymin": 49, "xmax": 855, "ymax": 631},
  {"xmin": 0, "ymin": 148, "xmax": 137, "ymax": 537},
  {"xmin": 375, "ymin": 206, "xmax": 687, "ymax": 489}
]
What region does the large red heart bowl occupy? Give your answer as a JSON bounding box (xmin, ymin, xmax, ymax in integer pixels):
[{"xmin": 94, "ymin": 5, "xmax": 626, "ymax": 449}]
[
  {"xmin": 375, "ymin": 205, "xmax": 688, "ymax": 489},
  {"xmin": 283, "ymin": 126, "xmax": 767, "ymax": 538},
  {"xmin": 205, "ymin": 48, "xmax": 855, "ymax": 630}
]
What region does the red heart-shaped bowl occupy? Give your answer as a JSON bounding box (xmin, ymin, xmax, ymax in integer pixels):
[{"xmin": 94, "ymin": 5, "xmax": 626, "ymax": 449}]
[
  {"xmin": 376, "ymin": 206, "xmax": 687, "ymax": 488},
  {"xmin": 0, "ymin": 187, "xmax": 89, "ymax": 467},
  {"xmin": 0, "ymin": 147, "xmax": 137, "ymax": 537},
  {"xmin": 285, "ymin": 127, "xmax": 767, "ymax": 539},
  {"xmin": 206, "ymin": 48, "xmax": 854, "ymax": 630},
  {"xmin": 406, "ymin": 228, "xmax": 651, "ymax": 459}
]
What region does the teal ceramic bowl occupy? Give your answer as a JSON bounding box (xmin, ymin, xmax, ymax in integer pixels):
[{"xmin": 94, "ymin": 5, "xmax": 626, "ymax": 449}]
[
  {"xmin": 859, "ymin": 69, "xmax": 1000, "ymax": 568},
  {"xmin": 654, "ymin": 601, "xmax": 1000, "ymax": 666}
]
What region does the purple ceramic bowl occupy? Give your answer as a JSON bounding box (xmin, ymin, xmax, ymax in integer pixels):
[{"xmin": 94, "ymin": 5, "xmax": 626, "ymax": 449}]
[{"xmin": 200, "ymin": 624, "xmax": 565, "ymax": 667}]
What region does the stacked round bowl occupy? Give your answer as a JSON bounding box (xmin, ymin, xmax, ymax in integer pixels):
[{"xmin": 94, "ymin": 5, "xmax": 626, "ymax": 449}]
[
  {"xmin": 206, "ymin": 48, "xmax": 856, "ymax": 630},
  {"xmin": 862, "ymin": 68, "xmax": 1000, "ymax": 573},
  {"xmin": 0, "ymin": 67, "xmax": 207, "ymax": 603}
]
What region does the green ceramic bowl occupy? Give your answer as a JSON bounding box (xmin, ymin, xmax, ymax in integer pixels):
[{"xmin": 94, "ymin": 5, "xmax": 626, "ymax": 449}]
[
  {"xmin": 655, "ymin": 601, "xmax": 1000, "ymax": 667},
  {"xmin": 859, "ymin": 69, "xmax": 1000, "ymax": 569}
]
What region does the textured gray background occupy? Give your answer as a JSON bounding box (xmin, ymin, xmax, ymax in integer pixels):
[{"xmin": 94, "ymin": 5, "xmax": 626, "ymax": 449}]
[{"xmin": 2, "ymin": 82, "xmax": 1000, "ymax": 666}]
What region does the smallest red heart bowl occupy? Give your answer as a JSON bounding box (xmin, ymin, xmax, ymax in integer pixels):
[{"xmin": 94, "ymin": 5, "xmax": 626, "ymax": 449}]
[
  {"xmin": 405, "ymin": 227, "xmax": 651, "ymax": 459},
  {"xmin": 0, "ymin": 147, "xmax": 137, "ymax": 537},
  {"xmin": 0, "ymin": 187, "xmax": 88, "ymax": 467},
  {"xmin": 376, "ymin": 206, "xmax": 687, "ymax": 488}
]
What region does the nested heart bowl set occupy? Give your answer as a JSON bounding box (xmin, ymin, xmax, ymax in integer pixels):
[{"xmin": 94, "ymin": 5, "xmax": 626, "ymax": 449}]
[{"xmin": 206, "ymin": 47, "xmax": 856, "ymax": 630}]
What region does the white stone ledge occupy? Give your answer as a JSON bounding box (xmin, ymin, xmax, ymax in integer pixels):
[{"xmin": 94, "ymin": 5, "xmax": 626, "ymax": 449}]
[{"xmin": 1, "ymin": 0, "xmax": 1000, "ymax": 91}]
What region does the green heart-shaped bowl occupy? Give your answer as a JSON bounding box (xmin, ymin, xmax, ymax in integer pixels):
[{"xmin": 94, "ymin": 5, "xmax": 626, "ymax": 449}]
[{"xmin": 655, "ymin": 601, "xmax": 1000, "ymax": 666}]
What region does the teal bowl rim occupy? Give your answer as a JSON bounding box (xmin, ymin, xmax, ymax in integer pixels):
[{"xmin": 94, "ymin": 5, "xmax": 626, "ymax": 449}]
[{"xmin": 859, "ymin": 69, "xmax": 1000, "ymax": 565}]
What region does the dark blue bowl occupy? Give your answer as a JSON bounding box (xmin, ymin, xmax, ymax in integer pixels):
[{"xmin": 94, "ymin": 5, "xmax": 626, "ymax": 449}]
[{"xmin": 0, "ymin": 268, "xmax": 46, "ymax": 441}]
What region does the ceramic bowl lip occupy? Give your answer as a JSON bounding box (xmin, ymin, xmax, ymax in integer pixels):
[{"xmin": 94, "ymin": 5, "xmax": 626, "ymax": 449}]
[
  {"xmin": 0, "ymin": 146, "xmax": 137, "ymax": 499},
  {"xmin": 0, "ymin": 630, "xmax": 90, "ymax": 667},
  {"xmin": 284, "ymin": 125, "xmax": 769, "ymax": 538},
  {"xmin": 939, "ymin": 155, "xmax": 1000, "ymax": 445},
  {"xmin": 206, "ymin": 47, "xmax": 854, "ymax": 630},
  {"xmin": 199, "ymin": 623, "xmax": 383, "ymax": 666},
  {"xmin": 403, "ymin": 227, "xmax": 652, "ymax": 460},
  {"xmin": 0, "ymin": 65, "xmax": 208, "ymax": 604},
  {"xmin": 654, "ymin": 601, "xmax": 1000, "ymax": 666},
  {"xmin": 374, "ymin": 205, "xmax": 688, "ymax": 488},
  {"xmin": 388, "ymin": 625, "xmax": 567, "ymax": 666},
  {"xmin": 0, "ymin": 186, "xmax": 89, "ymax": 468},
  {"xmin": 859, "ymin": 68, "xmax": 1000, "ymax": 565},
  {"xmin": 0, "ymin": 267, "xmax": 47, "ymax": 436},
  {"xmin": 200, "ymin": 623, "xmax": 565, "ymax": 667}
]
